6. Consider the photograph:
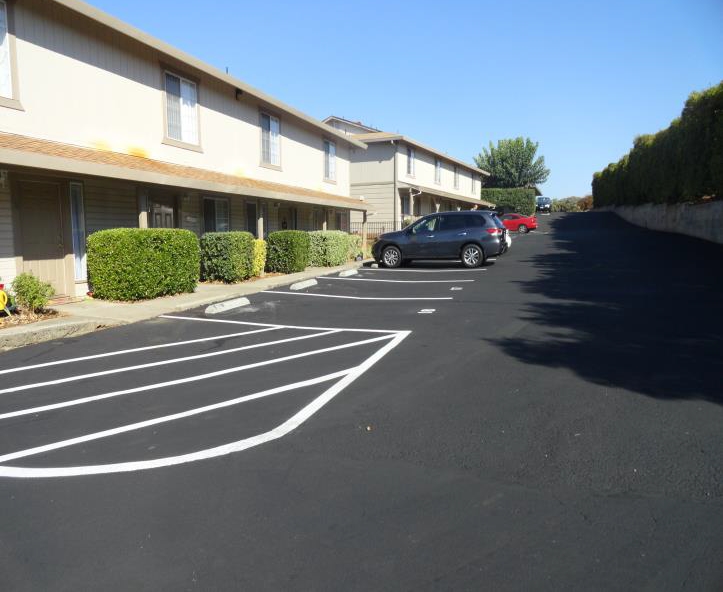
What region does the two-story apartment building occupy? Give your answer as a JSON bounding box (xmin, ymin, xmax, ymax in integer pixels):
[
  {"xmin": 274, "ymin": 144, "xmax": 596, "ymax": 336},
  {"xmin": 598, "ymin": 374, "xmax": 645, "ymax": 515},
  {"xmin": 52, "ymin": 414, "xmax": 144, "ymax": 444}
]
[
  {"xmin": 324, "ymin": 116, "xmax": 491, "ymax": 232},
  {"xmin": 0, "ymin": 0, "xmax": 368, "ymax": 300}
]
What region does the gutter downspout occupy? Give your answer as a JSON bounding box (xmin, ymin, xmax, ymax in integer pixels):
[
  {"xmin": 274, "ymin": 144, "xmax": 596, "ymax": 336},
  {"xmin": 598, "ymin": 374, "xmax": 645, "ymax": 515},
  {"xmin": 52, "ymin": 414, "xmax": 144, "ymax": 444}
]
[{"xmin": 392, "ymin": 140, "xmax": 398, "ymax": 230}]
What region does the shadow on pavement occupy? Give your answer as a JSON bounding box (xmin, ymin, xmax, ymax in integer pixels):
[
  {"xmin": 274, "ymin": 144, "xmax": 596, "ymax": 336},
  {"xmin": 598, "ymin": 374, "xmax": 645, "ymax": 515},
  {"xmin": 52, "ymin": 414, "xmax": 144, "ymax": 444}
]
[{"xmin": 491, "ymin": 212, "xmax": 723, "ymax": 405}]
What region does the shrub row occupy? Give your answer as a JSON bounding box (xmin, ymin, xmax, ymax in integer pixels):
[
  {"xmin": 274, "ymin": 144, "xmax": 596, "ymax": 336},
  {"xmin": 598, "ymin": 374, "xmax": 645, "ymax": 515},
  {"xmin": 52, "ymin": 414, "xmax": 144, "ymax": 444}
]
[
  {"xmin": 200, "ymin": 231, "xmax": 255, "ymax": 282},
  {"xmin": 593, "ymin": 81, "xmax": 723, "ymax": 207},
  {"xmin": 479, "ymin": 188, "xmax": 537, "ymax": 216},
  {"xmin": 87, "ymin": 227, "xmax": 359, "ymax": 301},
  {"xmin": 308, "ymin": 231, "xmax": 352, "ymax": 266},
  {"xmin": 266, "ymin": 230, "xmax": 311, "ymax": 274},
  {"xmin": 87, "ymin": 228, "xmax": 199, "ymax": 301}
]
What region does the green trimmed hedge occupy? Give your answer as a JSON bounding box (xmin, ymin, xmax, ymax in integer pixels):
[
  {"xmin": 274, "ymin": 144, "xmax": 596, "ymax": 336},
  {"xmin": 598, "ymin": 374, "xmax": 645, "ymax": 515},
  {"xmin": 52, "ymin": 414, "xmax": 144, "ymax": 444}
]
[
  {"xmin": 479, "ymin": 188, "xmax": 536, "ymax": 215},
  {"xmin": 266, "ymin": 230, "xmax": 310, "ymax": 274},
  {"xmin": 87, "ymin": 228, "xmax": 199, "ymax": 301},
  {"xmin": 200, "ymin": 231, "xmax": 254, "ymax": 282},
  {"xmin": 308, "ymin": 231, "xmax": 352, "ymax": 266},
  {"xmin": 252, "ymin": 239, "xmax": 267, "ymax": 277},
  {"xmin": 347, "ymin": 234, "xmax": 362, "ymax": 261},
  {"xmin": 593, "ymin": 82, "xmax": 723, "ymax": 207}
]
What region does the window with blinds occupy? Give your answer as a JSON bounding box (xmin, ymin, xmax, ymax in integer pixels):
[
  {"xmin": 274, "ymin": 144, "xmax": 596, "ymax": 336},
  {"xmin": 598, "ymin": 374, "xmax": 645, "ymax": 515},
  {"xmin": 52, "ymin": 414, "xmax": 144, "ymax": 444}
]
[
  {"xmin": 203, "ymin": 197, "xmax": 230, "ymax": 233},
  {"xmin": 69, "ymin": 183, "xmax": 87, "ymax": 280},
  {"xmin": 406, "ymin": 146, "xmax": 415, "ymax": 176},
  {"xmin": 261, "ymin": 113, "xmax": 280, "ymax": 166},
  {"xmin": 454, "ymin": 165, "xmax": 460, "ymax": 189},
  {"xmin": 165, "ymin": 71, "xmax": 198, "ymax": 145},
  {"xmin": 435, "ymin": 158, "xmax": 442, "ymax": 184},
  {"xmin": 324, "ymin": 140, "xmax": 336, "ymax": 181},
  {"xmin": 0, "ymin": 1, "xmax": 12, "ymax": 99}
]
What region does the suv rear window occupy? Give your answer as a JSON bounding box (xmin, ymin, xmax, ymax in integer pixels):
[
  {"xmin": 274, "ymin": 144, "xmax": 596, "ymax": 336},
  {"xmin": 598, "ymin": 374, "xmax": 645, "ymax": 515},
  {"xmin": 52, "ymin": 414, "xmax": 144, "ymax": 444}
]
[
  {"xmin": 440, "ymin": 214, "xmax": 467, "ymax": 230},
  {"xmin": 467, "ymin": 214, "xmax": 491, "ymax": 228}
]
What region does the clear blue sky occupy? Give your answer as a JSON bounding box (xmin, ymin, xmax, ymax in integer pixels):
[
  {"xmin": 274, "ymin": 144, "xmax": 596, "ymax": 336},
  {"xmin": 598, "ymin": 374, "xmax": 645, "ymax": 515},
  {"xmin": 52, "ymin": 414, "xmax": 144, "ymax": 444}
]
[{"xmin": 91, "ymin": 0, "xmax": 722, "ymax": 198}]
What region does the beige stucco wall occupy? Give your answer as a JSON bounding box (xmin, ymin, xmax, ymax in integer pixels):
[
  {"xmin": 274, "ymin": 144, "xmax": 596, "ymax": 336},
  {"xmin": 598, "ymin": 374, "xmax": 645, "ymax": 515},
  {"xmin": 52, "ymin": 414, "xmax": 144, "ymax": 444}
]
[
  {"xmin": 3, "ymin": 0, "xmax": 352, "ymax": 200},
  {"xmin": 396, "ymin": 142, "xmax": 479, "ymax": 200}
]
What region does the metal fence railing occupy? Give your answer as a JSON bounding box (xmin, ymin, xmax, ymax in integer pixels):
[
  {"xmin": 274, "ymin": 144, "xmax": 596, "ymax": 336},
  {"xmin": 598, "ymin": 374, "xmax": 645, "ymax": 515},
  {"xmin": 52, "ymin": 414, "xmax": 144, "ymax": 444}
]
[{"xmin": 349, "ymin": 221, "xmax": 395, "ymax": 238}]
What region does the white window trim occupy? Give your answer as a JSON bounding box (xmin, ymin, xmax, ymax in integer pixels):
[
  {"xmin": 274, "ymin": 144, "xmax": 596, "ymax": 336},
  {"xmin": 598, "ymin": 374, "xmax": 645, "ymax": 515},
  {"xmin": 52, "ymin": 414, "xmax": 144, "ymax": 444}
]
[
  {"xmin": 260, "ymin": 111, "xmax": 282, "ymax": 169},
  {"xmin": 162, "ymin": 69, "xmax": 201, "ymax": 151},
  {"xmin": 0, "ymin": 0, "xmax": 21, "ymax": 110},
  {"xmin": 323, "ymin": 139, "xmax": 337, "ymax": 182},
  {"xmin": 203, "ymin": 196, "xmax": 230, "ymax": 233},
  {"xmin": 69, "ymin": 182, "xmax": 87, "ymax": 281},
  {"xmin": 406, "ymin": 147, "xmax": 415, "ymax": 177}
]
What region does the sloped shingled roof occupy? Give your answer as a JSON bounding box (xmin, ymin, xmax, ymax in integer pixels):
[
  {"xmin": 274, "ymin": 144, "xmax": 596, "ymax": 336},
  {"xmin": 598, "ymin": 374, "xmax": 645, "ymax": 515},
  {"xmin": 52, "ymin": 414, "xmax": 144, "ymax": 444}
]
[{"xmin": 0, "ymin": 132, "xmax": 369, "ymax": 210}]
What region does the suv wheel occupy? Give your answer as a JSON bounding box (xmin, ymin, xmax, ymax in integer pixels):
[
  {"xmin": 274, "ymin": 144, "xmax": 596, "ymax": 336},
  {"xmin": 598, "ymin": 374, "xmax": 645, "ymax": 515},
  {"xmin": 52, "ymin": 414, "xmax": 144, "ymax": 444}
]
[
  {"xmin": 381, "ymin": 245, "xmax": 402, "ymax": 268},
  {"xmin": 461, "ymin": 244, "xmax": 483, "ymax": 268}
]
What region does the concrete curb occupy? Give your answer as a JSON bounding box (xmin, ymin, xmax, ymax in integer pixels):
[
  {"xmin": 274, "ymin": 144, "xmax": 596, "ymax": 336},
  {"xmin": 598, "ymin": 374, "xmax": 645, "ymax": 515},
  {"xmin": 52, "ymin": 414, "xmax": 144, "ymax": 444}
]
[
  {"xmin": 289, "ymin": 279, "xmax": 317, "ymax": 291},
  {"xmin": 0, "ymin": 318, "xmax": 118, "ymax": 352},
  {"xmin": 1, "ymin": 260, "xmax": 365, "ymax": 352},
  {"xmin": 205, "ymin": 297, "xmax": 250, "ymax": 315}
]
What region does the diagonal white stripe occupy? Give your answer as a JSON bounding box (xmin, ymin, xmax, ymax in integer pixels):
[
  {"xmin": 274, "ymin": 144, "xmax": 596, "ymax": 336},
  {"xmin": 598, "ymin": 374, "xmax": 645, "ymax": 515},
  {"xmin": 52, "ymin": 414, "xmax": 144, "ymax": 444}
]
[
  {"xmin": 0, "ymin": 327, "xmax": 281, "ymax": 376},
  {"xmin": 0, "ymin": 369, "xmax": 353, "ymax": 464},
  {"xmin": 0, "ymin": 334, "xmax": 395, "ymax": 420},
  {"xmin": 0, "ymin": 331, "xmax": 410, "ymax": 478},
  {"xmin": 160, "ymin": 314, "xmax": 401, "ymax": 334},
  {"xmin": 0, "ymin": 330, "xmax": 339, "ymax": 395}
]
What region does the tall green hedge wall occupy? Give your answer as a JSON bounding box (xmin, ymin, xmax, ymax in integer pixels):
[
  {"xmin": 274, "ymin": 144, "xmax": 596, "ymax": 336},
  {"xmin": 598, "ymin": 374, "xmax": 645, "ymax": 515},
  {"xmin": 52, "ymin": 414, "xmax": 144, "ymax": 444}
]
[
  {"xmin": 593, "ymin": 82, "xmax": 723, "ymax": 207},
  {"xmin": 87, "ymin": 228, "xmax": 199, "ymax": 300},
  {"xmin": 479, "ymin": 188, "xmax": 537, "ymax": 215}
]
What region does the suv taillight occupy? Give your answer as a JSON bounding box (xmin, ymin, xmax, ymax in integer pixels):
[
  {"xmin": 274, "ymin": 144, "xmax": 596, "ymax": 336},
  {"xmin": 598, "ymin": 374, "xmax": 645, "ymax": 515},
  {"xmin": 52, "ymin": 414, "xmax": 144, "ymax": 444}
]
[{"xmin": 486, "ymin": 228, "xmax": 502, "ymax": 234}]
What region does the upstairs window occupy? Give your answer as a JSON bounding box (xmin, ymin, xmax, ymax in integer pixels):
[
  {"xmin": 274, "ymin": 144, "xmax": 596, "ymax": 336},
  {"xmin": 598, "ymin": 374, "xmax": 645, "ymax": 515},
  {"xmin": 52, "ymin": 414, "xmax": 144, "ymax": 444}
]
[
  {"xmin": 261, "ymin": 112, "xmax": 281, "ymax": 166},
  {"xmin": 323, "ymin": 139, "xmax": 336, "ymax": 181},
  {"xmin": 0, "ymin": 1, "xmax": 12, "ymax": 99},
  {"xmin": 165, "ymin": 71, "xmax": 198, "ymax": 145},
  {"xmin": 435, "ymin": 158, "xmax": 442, "ymax": 184},
  {"xmin": 406, "ymin": 146, "xmax": 415, "ymax": 176},
  {"xmin": 454, "ymin": 165, "xmax": 460, "ymax": 189},
  {"xmin": 471, "ymin": 174, "xmax": 476, "ymax": 195}
]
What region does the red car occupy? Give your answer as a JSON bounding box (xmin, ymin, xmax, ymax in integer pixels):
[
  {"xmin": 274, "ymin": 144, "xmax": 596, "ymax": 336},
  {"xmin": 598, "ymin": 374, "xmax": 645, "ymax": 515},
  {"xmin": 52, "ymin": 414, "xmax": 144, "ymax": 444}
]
[{"xmin": 500, "ymin": 213, "xmax": 537, "ymax": 233}]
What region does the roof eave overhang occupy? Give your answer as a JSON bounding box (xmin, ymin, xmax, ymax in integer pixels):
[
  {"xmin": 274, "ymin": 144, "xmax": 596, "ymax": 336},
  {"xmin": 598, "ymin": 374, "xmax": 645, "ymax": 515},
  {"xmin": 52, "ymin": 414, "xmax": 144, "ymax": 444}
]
[
  {"xmin": 397, "ymin": 181, "xmax": 494, "ymax": 208},
  {"xmin": 356, "ymin": 135, "xmax": 489, "ymax": 176},
  {"xmin": 0, "ymin": 148, "xmax": 371, "ymax": 211}
]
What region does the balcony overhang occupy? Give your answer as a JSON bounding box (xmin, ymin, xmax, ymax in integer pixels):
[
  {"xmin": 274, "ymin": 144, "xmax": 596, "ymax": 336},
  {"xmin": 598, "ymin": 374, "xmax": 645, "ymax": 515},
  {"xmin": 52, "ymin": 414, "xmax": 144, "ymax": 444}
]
[{"xmin": 397, "ymin": 181, "xmax": 494, "ymax": 208}]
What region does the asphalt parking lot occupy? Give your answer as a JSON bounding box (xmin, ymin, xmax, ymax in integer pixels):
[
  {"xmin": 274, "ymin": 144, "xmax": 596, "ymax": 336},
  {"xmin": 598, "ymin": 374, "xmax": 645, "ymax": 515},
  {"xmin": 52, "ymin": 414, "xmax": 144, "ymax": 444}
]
[{"xmin": 1, "ymin": 212, "xmax": 722, "ymax": 591}]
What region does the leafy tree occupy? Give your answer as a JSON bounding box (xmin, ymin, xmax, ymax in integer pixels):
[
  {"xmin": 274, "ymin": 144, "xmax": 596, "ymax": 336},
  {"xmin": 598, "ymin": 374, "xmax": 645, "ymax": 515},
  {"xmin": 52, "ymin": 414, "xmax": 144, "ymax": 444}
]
[{"xmin": 475, "ymin": 137, "xmax": 550, "ymax": 188}]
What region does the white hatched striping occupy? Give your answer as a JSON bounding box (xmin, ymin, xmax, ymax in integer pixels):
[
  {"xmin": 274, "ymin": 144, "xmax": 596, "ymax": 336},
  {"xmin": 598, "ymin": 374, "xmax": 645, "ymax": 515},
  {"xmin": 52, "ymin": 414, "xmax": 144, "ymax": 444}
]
[
  {"xmin": 0, "ymin": 330, "xmax": 340, "ymax": 395},
  {"xmin": 0, "ymin": 327, "xmax": 280, "ymax": 376},
  {"xmin": 0, "ymin": 334, "xmax": 394, "ymax": 420}
]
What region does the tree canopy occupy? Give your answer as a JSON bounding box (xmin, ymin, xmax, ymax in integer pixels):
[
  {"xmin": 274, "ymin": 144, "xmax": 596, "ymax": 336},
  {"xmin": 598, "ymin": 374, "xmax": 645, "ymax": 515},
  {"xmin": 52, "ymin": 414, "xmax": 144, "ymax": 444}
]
[{"xmin": 474, "ymin": 137, "xmax": 550, "ymax": 189}]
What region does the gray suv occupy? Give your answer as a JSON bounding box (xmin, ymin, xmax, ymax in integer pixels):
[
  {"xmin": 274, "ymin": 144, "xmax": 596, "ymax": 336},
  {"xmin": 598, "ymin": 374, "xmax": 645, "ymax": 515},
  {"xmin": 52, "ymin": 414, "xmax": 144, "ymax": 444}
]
[{"xmin": 373, "ymin": 211, "xmax": 507, "ymax": 268}]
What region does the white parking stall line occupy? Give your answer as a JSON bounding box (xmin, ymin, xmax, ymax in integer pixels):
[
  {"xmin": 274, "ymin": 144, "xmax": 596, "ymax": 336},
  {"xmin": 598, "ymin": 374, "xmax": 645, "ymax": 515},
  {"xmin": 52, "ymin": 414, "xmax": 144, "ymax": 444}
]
[
  {"xmin": 363, "ymin": 268, "xmax": 487, "ymax": 273},
  {"xmin": 418, "ymin": 309, "xmax": 436, "ymax": 314},
  {"xmin": 160, "ymin": 314, "xmax": 401, "ymax": 335},
  {"xmin": 0, "ymin": 330, "xmax": 340, "ymax": 396},
  {"xmin": 262, "ymin": 291, "xmax": 453, "ymax": 301},
  {"xmin": 0, "ymin": 333, "xmax": 395, "ymax": 420},
  {"xmin": 0, "ymin": 369, "xmax": 353, "ymax": 465},
  {"xmin": 0, "ymin": 327, "xmax": 281, "ymax": 376},
  {"xmin": 319, "ymin": 277, "xmax": 474, "ymax": 284},
  {"xmin": 450, "ymin": 287, "xmax": 463, "ymax": 291},
  {"xmin": 0, "ymin": 330, "xmax": 410, "ymax": 478}
]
